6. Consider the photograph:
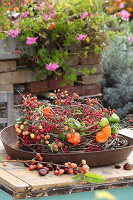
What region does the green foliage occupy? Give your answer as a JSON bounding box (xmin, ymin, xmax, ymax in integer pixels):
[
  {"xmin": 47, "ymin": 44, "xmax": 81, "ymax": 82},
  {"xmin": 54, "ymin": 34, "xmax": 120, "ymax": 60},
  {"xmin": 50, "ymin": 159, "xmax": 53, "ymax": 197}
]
[
  {"xmin": 102, "ymin": 35, "xmax": 133, "ymax": 118},
  {"xmin": 0, "ymin": 0, "xmax": 116, "ymax": 85},
  {"xmin": 72, "ymin": 172, "xmax": 106, "ymax": 183}
]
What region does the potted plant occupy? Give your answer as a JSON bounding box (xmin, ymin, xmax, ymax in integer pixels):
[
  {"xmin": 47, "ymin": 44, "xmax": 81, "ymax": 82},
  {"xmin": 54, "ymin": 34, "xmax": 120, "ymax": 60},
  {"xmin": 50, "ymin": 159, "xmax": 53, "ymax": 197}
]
[{"xmin": 0, "ymin": 0, "xmax": 115, "ymax": 85}]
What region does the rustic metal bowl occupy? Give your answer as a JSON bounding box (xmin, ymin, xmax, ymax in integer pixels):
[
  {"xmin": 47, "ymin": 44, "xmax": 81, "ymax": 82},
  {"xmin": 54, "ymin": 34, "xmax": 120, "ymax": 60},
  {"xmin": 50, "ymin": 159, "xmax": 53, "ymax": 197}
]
[{"xmin": 1, "ymin": 125, "xmax": 133, "ymax": 166}]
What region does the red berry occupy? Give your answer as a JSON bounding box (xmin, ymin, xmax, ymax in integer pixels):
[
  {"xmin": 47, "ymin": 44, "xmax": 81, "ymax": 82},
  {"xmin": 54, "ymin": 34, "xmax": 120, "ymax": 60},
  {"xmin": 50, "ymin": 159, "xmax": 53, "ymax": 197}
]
[
  {"xmin": 58, "ymin": 142, "xmax": 62, "ymax": 147},
  {"xmin": 84, "ymin": 170, "xmax": 89, "ymax": 174},
  {"xmin": 36, "ymin": 153, "xmax": 41, "ymax": 159},
  {"xmin": 37, "ymin": 163, "xmax": 43, "ymax": 170},
  {"xmin": 68, "ymin": 162, "xmax": 71, "ymax": 166},
  {"xmin": 29, "ymin": 164, "xmax": 34, "ymax": 171},
  {"xmin": 39, "ymin": 157, "xmax": 43, "ymax": 162},
  {"xmin": 81, "ymin": 165, "xmax": 89, "ymax": 172},
  {"xmin": 31, "ymin": 159, "xmax": 36, "ymax": 165},
  {"xmin": 59, "ymin": 169, "xmax": 65, "ymax": 175},
  {"xmin": 74, "ymin": 170, "xmax": 78, "ymax": 175},
  {"xmin": 2, "ymin": 162, "xmax": 7, "ymax": 167},
  {"xmin": 33, "ymin": 165, "xmax": 37, "ymax": 170},
  {"xmin": 54, "ymin": 170, "xmax": 59, "ymax": 175},
  {"xmin": 7, "ymin": 155, "xmax": 12, "ymax": 160},
  {"xmin": 82, "ymin": 160, "xmax": 86, "ymax": 165},
  {"xmin": 68, "ymin": 168, "xmax": 73, "ymax": 174},
  {"xmin": 64, "ymin": 163, "xmax": 69, "ymax": 167}
]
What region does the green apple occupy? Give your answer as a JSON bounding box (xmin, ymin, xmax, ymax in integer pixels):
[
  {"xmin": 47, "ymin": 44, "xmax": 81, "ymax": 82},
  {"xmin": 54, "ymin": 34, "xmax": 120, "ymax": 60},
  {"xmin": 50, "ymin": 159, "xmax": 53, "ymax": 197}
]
[{"xmin": 99, "ymin": 117, "xmax": 109, "ymax": 128}]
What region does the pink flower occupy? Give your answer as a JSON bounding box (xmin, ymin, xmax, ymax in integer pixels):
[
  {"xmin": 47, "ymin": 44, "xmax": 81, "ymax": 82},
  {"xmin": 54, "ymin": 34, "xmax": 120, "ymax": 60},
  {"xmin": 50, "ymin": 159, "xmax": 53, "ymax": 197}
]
[
  {"xmin": 77, "ymin": 34, "xmax": 87, "ymax": 41},
  {"xmin": 131, "ymin": 36, "xmax": 133, "ymax": 42},
  {"xmin": 14, "ymin": 20, "xmax": 18, "ymax": 26},
  {"xmin": 48, "ymin": 4, "xmax": 53, "ymax": 9},
  {"xmin": 40, "ymin": 3, "xmax": 44, "ymax": 10},
  {"xmin": 119, "ymin": 3, "xmax": 124, "ymax": 9},
  {"xmin": 120, "ymin": 10, "xmax": 130, "ymax": 21},
  {"xmin": 44, "ymin": 14, "xmax": 49, "ymax": 20},
  {"xmin": 20, "ymin": 11, "xmax": 29, "ymax": 18},
  {"xmin": 8, "ymin": 28, "xmax": 19, "ymax": 38},
  {"xmin": 46, "ymin": 62, "xmax": 59, "ymax": 71},
  {"xmin": 81, "ymin": 11, "xmax": 88, "ymax": 20},
  {"xmin": 50, "ymin": 10, "xmax": 56, "ymax": 18},
  {"xmin": 26, "ymin": 36, "xmax": 38, "ymax": 46}
]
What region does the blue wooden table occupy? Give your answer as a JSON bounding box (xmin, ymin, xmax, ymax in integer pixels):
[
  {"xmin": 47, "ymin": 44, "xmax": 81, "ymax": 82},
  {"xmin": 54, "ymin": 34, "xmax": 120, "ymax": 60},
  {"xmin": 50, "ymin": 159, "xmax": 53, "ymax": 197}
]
[{"xmin": 0, "ymin": 129, "xmax": 133, "ymax": 200}]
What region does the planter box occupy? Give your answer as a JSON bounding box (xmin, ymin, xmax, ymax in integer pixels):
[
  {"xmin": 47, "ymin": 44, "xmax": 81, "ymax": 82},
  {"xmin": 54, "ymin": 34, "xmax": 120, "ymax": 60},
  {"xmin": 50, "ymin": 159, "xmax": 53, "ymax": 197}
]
[
  {"xmin": 0, "ymin": 38, "xmax": 103, "ymax": 101},
  {"xmin": 0, "ymin": 37, "xmax": 36, "ymax": 60}
]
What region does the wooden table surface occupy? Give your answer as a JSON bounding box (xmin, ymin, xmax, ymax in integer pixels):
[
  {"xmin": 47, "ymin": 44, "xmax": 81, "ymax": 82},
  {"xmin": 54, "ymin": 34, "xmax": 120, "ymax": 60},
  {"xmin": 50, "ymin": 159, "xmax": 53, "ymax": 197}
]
[{"xmin": 0, "ymin": 129, "xmax": 133, "ymax": 199}]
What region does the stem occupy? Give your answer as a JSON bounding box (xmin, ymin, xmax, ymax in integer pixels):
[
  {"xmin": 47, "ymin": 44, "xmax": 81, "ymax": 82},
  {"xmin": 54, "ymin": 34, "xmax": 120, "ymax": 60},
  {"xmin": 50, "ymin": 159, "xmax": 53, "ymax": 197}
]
[
  {"xmin": 85, "ymin": 122, "xmax": 99, "ymax": 130},
  {"xmin": 0, "ymin": 159, "xmax": 57, "ymax": 166}
]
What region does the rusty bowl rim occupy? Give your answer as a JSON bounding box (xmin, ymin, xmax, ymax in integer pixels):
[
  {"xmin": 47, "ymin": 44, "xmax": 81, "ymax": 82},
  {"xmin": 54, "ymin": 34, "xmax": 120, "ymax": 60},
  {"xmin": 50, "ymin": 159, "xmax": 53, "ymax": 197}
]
[{"xmin": 0, "ymin": 125, "xmax": 133, "ymax": 156}]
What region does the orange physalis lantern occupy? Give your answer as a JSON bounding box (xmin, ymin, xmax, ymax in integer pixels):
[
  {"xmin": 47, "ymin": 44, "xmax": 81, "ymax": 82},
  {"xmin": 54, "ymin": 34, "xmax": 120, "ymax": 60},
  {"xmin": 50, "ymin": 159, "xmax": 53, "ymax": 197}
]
[
  {"xmin": 96, "ymin": 131, "xmax": 108, "ymax": 143},
  {"xmin": 96, "ymin": 126, "xmax": 111, "ymax": 143},
  {"xmin": 67, "ymin": 132, "xmax": 81, "ymax": 146},
  {"xmin": 43, "ymin": 107, "xmax": 54, "ymax": 116},
  {"xmin": 102, "ymin": 126, "xmax": 111, "ymax": 138}
]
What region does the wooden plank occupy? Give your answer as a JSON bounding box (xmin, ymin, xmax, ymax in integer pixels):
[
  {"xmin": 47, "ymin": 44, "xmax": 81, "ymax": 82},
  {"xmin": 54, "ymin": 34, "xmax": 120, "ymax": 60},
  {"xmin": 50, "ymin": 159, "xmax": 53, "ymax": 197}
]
[
  {"xmin": 0, "ymin": 84, "xmax": 13, "ymax": 92},
  {"xmin": 7, "ymin": 93, "xmax": 14, "ymax": 125},
  {"xmin": 0, "ymin": 168, "xmax": 29, "ymax": 192},
  {"xmin": 0, "ymin": 60, "xmax": 16, "ymax": 73},
  {"xmin": 0, "ymin": 92, "xmax": 7, "ymax": 102},
  {"xmin": 0, "ymin": 118, "xmax": 7, "ymax": 123},
  {"xmin": 0, "ymin": 69, "xmax": 46, "ymax": 85}
]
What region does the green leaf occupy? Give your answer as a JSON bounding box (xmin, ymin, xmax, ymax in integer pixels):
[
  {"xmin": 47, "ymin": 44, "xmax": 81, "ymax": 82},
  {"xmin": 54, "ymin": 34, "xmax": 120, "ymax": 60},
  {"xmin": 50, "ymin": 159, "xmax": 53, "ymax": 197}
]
[
  {"xmin": 50, "ymin": 142, "xmax": 56, "ymax": 152},
  {"xmin": 0, "ymin": 156, "xmax": 2, "ymax": 161},
  {"xmin": 58, "ymin": 132, "xmax": 65, "ymax": 140},
  {"xmin": 74, "ymin": 120, "xmax": 81, "ymax": 128},
  {"xmin": 84, "ymin": 172, "xmax": 106, "ymax": 183},
  {"xmin": 68, "ymin": 118, "xmax": 75, "ymax": 122},
  {"xmin": 91, "ymin": 67, "xmax": 97, "ymax": 74},
  {"xmin": 82, "ymin": 121, "xmax": 85, "ymax": 127},
  {"xmin": 72, "ymin": 174, "xmax": 84, "ymax": 181}
]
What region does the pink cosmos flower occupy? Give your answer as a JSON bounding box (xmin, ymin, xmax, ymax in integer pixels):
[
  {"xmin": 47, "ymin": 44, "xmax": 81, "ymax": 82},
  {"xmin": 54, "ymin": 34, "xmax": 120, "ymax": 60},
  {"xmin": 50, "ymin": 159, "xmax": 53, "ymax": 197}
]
[
  {"xmin": 26, "ymin": 36, "xmax": 38, "ymax": 46},
  {"xmin": 120, "ymin": 10, "xmax": 130, "ymax": 21},
  {"xmin": 8, "ymin": 28, "xmax": 19, "ymax": 38},
  {"xmin": 77, "ymin": 34, "xmax": 87, "ymax": 41},
  {"xmin": 81, "ymin": 11, "xmax": 88, "ymax": 20},
  {"xmin": 44, "ymin": 14, "xmax": 49, "ymax": 20},
  {"xmin": 131, "ymin": 36, "xmax": 133, "ymax": 42},
  {"xmin": 46, "ymin": 62, "xmax": 59, "ymax": 71}
]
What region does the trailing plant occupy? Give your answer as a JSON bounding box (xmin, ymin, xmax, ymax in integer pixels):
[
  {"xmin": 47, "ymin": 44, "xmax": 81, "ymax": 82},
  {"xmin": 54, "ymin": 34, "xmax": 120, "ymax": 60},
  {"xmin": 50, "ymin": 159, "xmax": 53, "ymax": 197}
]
[
  {"xmin": 102, "ymin": 35, "xmax": 133, "ymax": 118},
  {"xmin": 0, "ymin": 0, "xmax": 116, "ymax": 85}
]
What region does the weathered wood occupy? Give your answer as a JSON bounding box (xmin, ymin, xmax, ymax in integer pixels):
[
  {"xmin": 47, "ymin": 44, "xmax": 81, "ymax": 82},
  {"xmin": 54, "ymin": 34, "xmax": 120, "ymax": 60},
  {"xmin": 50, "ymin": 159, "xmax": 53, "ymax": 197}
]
[
  {"xmin": 0, "ymin": 85, "xmax": 13, "ymax": 92},
  {"xmin": 7, "ymin": 93, "xmax": 14, "ymax": 125},
  {"xmin": 0, "ymin": 69, "xmax": 46, "ymax": 85},
  {"xmin": 81, "ymin": 74, "xmax": 101, "ymax": 85},
  {"xmin": 0, "ymin": 60, "xmax": 16, "ymax": 73},
  {"xmin": 0, "ymin": 92, "xmax": 14, "ymax": 125},
  {"xmin": 0, "ymin": 118, "xmax": 7, "ymax": 123}
]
